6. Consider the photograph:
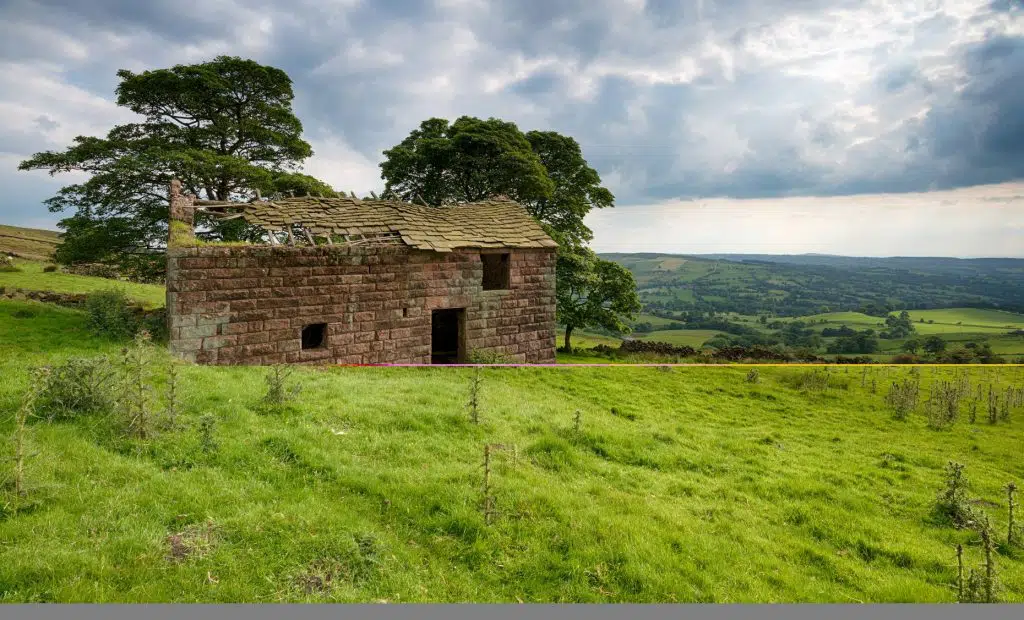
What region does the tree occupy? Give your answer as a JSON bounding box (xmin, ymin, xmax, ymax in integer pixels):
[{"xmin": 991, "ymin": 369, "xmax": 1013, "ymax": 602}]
[
  {"xmin": 556, "ymin": 246, "xmax": 641, "ymax": 351},
  {"xmin": 975, "ymin": 342, "xmax": 997, "ymax": 363},
  {"xmin": 923, "ymin": 335, "xmax": 947, "ymax": 355},
  {"xmin": 19, "ymin": 56, "xmax": 331, "ymax": 277},
  {"xmin": 882, "ymin": 310, "xmax": 915, "ymax": 339},
  {"xmin": 901, "ymin": 339, "xmax": 921, "ymax": 354},
  {"xmin": 380, "ymin": 116, "xmax": 613, "ymax": 247},
  {"xmin": 827, "ymin": 331, "xmax": 879, "ymax": 355}
]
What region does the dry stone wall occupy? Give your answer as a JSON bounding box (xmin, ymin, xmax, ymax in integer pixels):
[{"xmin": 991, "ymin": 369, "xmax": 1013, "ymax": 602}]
[{"xmin": 166, "ymin": 244, "xmax": 557, "ymax": 365}]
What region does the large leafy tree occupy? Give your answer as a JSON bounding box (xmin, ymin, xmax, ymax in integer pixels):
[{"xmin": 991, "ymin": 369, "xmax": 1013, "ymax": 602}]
[
  {"xmin": 556, "ymin": 246, "xmax": 642, "ymax": 351},
  {"xmin": 923, "ymin": 335, "xmax": 948, "ymax": 355},
  {"xmin": 18, "ymin": 56, "xmax": 332, "ymax": 278},
  {"xmin": 380, "ymin": 116, "xmax": 612, "ymax": 247}
]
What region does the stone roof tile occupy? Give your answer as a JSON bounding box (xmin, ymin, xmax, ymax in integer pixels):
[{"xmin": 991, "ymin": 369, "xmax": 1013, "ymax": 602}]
[{"xmin": 227, "ymin": 195, "xmax": 558, "ymax": 251}]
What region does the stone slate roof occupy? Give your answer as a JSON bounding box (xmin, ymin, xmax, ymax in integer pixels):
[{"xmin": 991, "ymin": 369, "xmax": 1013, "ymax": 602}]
[{"xmin": 213, "ymin": 196, "xmax": 558, "ymax": 252}]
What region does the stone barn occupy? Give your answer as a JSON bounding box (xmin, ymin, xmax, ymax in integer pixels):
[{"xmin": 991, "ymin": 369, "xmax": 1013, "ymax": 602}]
[{"xmin": 165, "ymin": 181, "xmax": 558, "ymax": 365}]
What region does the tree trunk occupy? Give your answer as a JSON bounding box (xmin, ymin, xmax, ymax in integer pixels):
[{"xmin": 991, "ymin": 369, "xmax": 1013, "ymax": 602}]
[{"xmin": 563, "ymin": 325, "xmax": 573, "ymax": 352}]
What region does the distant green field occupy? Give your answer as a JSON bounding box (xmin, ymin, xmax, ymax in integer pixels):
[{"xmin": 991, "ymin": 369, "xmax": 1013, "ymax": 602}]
[
  {"xmin": 604, "ymin": 252, "xmax": 1024, "ymax": 321},
  {"xmin": 633, "ymin": 330, "xmax": 723, "ymax": 347},
  {"xmin": 0, "ymin": 260, "xmax": 166, "ymax": 308},
  {"xmin": 904, "ymin": 309, "xmax": 1024, "ymax": 330},
  {"xmin": 562, "ymin": 330, "xmax": 621, "ymax": 349},
  {"xmin": 607, "ymin": 307, "xmax": 1024, "ymax": 360},
  {"xmin": 800, "ymin": 309, "xmax": 1024, "ymax": 337},
  {"xmin": 800, "ymin": 312, "xmax": 886, "ymax": 327},
  {"xmin": 635, "ymin": 314, "xmax": 681, "ymax": 327}
]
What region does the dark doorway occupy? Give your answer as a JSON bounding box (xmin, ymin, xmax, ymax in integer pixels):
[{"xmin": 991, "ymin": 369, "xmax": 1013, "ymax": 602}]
[{"xmin": 431, "ymin": 308, "xmax": 465, "ymax": 364}]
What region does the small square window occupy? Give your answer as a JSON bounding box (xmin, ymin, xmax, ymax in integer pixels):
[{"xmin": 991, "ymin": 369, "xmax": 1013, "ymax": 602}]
[
  {"xmin": 481, "ymin": 253, "xmax": 510, "ymax": 290},
  {"xmin": 301, "ymin": 323, "xmax": 327, "ymax": 350}
]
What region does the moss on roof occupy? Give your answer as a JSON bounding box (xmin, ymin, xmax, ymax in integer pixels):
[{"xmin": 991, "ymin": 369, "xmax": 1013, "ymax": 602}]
[{"xmin": 207, "ymin": 196, "xmax": 558, "ymax": 252}]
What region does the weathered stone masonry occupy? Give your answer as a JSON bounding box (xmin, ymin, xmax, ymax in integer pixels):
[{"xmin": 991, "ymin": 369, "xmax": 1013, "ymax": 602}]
[
  {"xmin": 166, "ymin": 181, "xmax": 558, "ymax": 365},
  {"xmin": 167, "ymin": 245, "xmax": 556, "ymax": 364}
]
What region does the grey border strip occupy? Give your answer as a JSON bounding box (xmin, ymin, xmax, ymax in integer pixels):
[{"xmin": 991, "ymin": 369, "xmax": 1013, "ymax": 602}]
[{"xmin": 0, "ymin": 605, "xmax": 1018, "ymax": 619}]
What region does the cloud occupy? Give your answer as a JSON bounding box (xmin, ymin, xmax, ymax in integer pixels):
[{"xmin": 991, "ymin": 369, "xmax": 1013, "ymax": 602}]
[
  {"xmin": 586, "ymin": 182, "xmax": 1024, "ymax": 257},
  {"xmin": 0, "ymin": 0, "xmax": 1021, "ymax": 257}
]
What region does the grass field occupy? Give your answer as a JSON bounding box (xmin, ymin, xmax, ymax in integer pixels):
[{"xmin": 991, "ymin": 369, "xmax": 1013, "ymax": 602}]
[
  {"xmin": 0, "ymin": 225, "xmax": 61, "ymax": 261},
  {"xmin": 0, "ymin": 260, "xmax": 166, "ymax": 308},
  {"xmin": 595, "ymin": 308, "xmax": 1024, "ymax": 362},
  {"xmin": 635, "ymin": 314, "xmax": 683, "ymax": 327},
  {"xmin": 604, "ymin": 252, "xmax": 1024, "ymax": 321},
  {"xmin": 632, "ymin": 330, "xmax": 723, "ymax": 348},
  {"xmin": 2, "ymin": 299, "xmax": 1024, "ymax": 602}
]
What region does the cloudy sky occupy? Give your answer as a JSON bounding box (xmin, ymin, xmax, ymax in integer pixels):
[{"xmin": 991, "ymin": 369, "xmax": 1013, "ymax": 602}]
[{"xmin": 1, "ymin": 0, "xmax": 1022, "ymax": 257}]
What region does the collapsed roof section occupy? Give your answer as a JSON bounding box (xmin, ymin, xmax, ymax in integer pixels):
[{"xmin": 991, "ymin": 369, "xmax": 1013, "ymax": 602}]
[{"xmin": 175, "ymin": 183, "xmax": 558, "ymax": 253}]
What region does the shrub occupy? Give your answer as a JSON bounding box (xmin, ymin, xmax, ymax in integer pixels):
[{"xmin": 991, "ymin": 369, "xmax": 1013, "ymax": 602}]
[
  {"xmin": 780, "ymin": 368, "xmax": 849, "ymax": 392},
  {"xmin": 936, "ymin": 461, "xmax": 977, "ymax": 529},
  {"xmin": 619, "ymin": 339, "xmax": 697, "ymax": 358},
  {"xmin": 34, "ymin": 357, "xmax": 117, "ymax": 421},
  {"xmin": 66, "ymin": 263, "xmax": 122, "ymax": 279},
  {"xmin": 264, "ymin": 365, "xmax": 301, "ymax": 406},
  {"xmin": 468, "ymin": 350, "xmax": 511, "ymax": 364},
  {"xmin": 119, "ymin": 331, "xmax": 159, "ymax": 439},
  {"xmin": 199, "ymin": 414, "xmax": 218, "ymax": 455},
  {"xmin": 924, "ymin": 380, "xmax": 966, "ymax": 429},
  {"xmin": 885, "ymin": 378, "xmax": 920, "ymax": 420},
  {"xmin": 0, "ymin": 255, "xmax": 20, "ymax": 272},
  {"xmin": 140, "ymin": 307, "xmax": 169, "ymax": 343},
  {"xmin": 85, "ymin": 289, "xmax": 139, "ymax": 340}
]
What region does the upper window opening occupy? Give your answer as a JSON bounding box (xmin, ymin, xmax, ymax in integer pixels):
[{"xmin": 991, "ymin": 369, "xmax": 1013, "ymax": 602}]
[{"xmin": 481, "ymin": 253, "xmax": 510, "ymax": 291}]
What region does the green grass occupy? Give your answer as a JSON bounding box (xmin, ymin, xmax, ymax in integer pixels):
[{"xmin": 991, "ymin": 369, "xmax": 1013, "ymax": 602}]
[
  {"xmin": 633, "ymin": 330, "xmax": 723, "ymax": 347},
  {"xmin": 795, "ymin": 309, "xmax": 1024, "ymax": 358},
  {"xmin": 0, "ymin": 260, "xmax": 166, "ymax": 308},
  {"xmin": 801, "ymin": 312, "xmax": 886, "ymax": 328},
  {"xmin": 603, "ymin": 252, "xmax": 1024, "ymax": 320},
  {"xmin": 3, "ymin": 299, "xmax": 1024, "ymax": 602},
  {"xmin": 0, "ymin": 224, "xmax": 61, "ymax": 261},
  {"xmin": 564, "ymin": 331, "xmax": 622, "ymax": 349},
  {"xmin": 635, "ymin": 314, "xmax": 682, "ymax": 327},
  {"xmin": 905, "ymin": 309, "xmax": 1024, "ymax": 330}
]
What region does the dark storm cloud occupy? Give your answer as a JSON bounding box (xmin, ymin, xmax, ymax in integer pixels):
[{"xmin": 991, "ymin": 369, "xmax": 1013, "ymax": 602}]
[
  {"xmin": 917, "ymin": 36, "xmax": 1024, "ymax": 183},
  {"xmin": 4, "ymin": 0, "xmax": 253, "ymax": 43},
  {"xmin": 0, "ymin": 0, "xmax": 1023, "ymax": 226}
]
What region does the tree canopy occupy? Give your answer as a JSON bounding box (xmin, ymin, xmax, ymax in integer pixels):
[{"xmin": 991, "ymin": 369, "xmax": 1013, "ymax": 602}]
[
  {"xmin": 923, "ymin": 335, "xmax": 948, "ymax": 355},
  {"xmin": 18, "ymin": 56, "xmax": 333, "ymax": 278},
  {"xmin": 380, "ymin": 116, "xmax": 613, "ymax": 247}
]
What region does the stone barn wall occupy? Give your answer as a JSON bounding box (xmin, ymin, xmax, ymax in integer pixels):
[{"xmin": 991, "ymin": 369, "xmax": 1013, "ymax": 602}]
[{"xmin": 166, "ymin": 244, "xmax": 557, "ymax": 365}]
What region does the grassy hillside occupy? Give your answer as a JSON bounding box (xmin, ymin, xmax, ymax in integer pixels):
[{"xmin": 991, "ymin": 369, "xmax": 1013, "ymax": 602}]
[
  {"xmin": 573, "ymin": 307, "xmax": 1024, "ymax": 363},
  {"xmin": 2, "ymin": 299, "xmax": 1024, "ymax": 602},
  {"xmin": 0, "ymin": 259, "xmax": 166, "ymax": 308},
  {"xmin": 632, "ymin": 329, "xmax": 723, "ymax": 348},
  {"xmin": 602, "ymin": 253, "xmax": 1024, "ymax": 318},
  {"xmin": 0, "ymin": 225, "xmax": 61, "ymax": 261}
]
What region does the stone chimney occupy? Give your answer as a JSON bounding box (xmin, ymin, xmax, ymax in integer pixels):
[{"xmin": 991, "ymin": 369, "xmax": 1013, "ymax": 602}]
[{"xmin": 168, "ymin": 179, "xmax": 196, "ymax": 246}]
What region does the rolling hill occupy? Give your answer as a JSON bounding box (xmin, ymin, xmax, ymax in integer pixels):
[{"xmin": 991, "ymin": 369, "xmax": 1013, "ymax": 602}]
[
  {"xmin": 602, "ymin": 253, "xmax": 1024, "ymax": 317},
  {"xmin": 0, "ymin": 224, "xmax": 61, "ymax": 261}
]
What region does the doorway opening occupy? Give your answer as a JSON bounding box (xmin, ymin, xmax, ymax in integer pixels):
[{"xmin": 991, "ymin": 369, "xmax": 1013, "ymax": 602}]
[{"xmin": 431, "ymin": 308, "xmax": 465, "ymax": 364}]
